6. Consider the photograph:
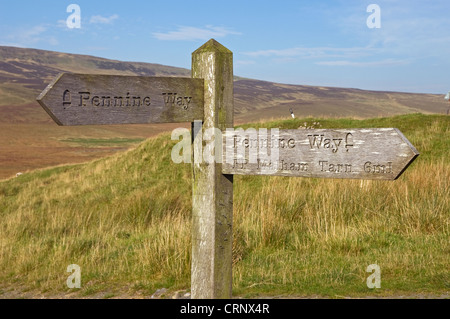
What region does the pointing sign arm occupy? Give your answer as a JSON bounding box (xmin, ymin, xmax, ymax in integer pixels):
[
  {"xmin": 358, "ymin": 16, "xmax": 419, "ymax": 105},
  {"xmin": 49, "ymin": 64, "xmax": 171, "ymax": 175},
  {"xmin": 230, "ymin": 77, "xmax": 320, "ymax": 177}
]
[
  {"xmin": 222, "ymin": 128, "xmax": 419, "ymax": 180},
  {"xmin": 391, "ymin": 128, "xmax": 419, "ymax": 180},
  {"xmin": 36, "ymin": 73, "xmax": 204, "ymax": 125},
  {"xmin": 37, "ymin": 73, "xmax": 65, "ymax": 125}
]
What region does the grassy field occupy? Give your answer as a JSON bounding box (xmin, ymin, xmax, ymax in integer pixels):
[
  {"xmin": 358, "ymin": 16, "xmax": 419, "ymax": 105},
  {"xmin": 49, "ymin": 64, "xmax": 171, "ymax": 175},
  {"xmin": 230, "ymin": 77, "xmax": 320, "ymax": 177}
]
[
  {"xmin": 61, "ymin": 138, "xmax": 146, "ymax": 147},
  {"xmin": 0, "ymin": 113, "xmax": 448, "ymax": 298}
]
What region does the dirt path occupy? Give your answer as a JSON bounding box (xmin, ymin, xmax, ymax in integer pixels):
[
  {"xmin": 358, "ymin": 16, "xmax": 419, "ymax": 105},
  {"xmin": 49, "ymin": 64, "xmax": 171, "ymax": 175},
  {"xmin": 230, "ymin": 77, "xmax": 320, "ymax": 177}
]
[{"xmin": 0, "ymin": 285, "xmax": 447, "ymax": 299}]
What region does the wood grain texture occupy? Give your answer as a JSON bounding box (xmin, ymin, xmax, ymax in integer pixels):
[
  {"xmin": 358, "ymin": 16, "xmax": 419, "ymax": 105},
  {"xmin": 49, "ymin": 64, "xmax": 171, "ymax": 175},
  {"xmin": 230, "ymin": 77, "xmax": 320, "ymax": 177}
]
[
  {"xmin": 222, "ymin": 128, "xmax": 419, "ymax": 180},
  {"xmin": 37, "ymin": 73, "xmax": 204, "ymax": 125},
  {"xmin": 191, "ymin": 39, "xmax": 234, "ymax": 299}
]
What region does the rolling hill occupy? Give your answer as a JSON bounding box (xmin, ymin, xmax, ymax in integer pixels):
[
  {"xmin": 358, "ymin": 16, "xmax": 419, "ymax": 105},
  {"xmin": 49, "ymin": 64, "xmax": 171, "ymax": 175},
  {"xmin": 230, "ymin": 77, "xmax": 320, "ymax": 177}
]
[
  {"xmin": 1, "ymin": 45, "xmax": 448, "ymax": 119},
  {"xmin": 0, "ymin": 45, "xmax": 448, "ymax": 179}
]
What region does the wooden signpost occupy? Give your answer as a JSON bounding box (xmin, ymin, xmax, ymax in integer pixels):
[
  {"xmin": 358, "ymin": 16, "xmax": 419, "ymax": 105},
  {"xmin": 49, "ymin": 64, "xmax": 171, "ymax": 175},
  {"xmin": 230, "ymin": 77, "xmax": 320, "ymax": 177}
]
[
  {"xmin": 37, "ymin": 73, "xmax": 204, "ymax": 125},
  {"xmin": 222, "ymin": 128, "xmax": 419, "ymax": 180},
  {"xmin": 37, "ymin": 39, "xmax": 419, "ymax": 300},
  {"xmin": 191, "ymin": 40, "xmax": 234, "ymax": 299}
]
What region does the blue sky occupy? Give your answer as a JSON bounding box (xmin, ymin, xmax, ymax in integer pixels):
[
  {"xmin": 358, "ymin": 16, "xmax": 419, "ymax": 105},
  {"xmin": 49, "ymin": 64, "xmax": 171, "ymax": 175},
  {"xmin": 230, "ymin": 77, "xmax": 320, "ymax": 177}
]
[{"xmin": 0, "ymin": 0, "xmax": 449, "ymax": 94}]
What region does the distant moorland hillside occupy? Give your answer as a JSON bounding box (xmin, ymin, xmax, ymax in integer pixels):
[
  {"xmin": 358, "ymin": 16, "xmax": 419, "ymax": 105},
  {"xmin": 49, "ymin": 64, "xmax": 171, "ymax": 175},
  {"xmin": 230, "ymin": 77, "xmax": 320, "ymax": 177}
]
[{"xmin": 0, "ymin": 45, "xmax": 448, "ymax": 120}]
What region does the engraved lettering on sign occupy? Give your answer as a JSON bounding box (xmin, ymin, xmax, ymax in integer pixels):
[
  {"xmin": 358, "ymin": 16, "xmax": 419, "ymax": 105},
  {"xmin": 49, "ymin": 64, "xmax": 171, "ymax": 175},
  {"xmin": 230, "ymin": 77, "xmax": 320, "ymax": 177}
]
[
  {"xmin": 279, "ymin": 160, "xmax": 308, "ymax": 171},
  {"xmin": 232, "ymin": 135, "xmax": 296, "ymax": 149},
  {"xmin": 79, "ymin": 91, "xmax": 89, "ymax": 106},
  {"xmin": 363, "ymin": 161, "xmax": 393, "ymax": 174},
  {"xmin": 63, "ymin": 90, "xmax": 71, "ymax": 107},
  {"xmin": 162, "ymin": 93, "xmax": 192, "ymax": 110},
  {"xmin": 345, "ymin": 133, "xmax": 354, "ymax": 151},
  {"xmin": 257, "ymin": 159, "xmax": 274, "ymax": 170},
  {"xmin": 73, "ymin": 91, "xmax": 151, "ymax": 108},
  {"xmin": 253, "ymin": 160, "xmax": 309, "ymax": 171},
  {"xmin": 308, "ymin": 132, "xmax": 353, "ymax": 153},
  {"xmin": 319, "ymin": 161, "xmax": 352, "ymax": 173},
  {"xmin": 232, "ymin": 158, "xmax": 248, "ymax": 169}
]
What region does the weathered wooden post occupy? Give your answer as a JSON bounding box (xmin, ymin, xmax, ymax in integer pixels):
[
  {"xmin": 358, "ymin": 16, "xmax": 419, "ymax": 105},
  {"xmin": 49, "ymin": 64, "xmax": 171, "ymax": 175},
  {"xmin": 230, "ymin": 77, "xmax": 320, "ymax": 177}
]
[{"xmin": 191, "ymin": 39, "xmax": 234, "ymax": 299}]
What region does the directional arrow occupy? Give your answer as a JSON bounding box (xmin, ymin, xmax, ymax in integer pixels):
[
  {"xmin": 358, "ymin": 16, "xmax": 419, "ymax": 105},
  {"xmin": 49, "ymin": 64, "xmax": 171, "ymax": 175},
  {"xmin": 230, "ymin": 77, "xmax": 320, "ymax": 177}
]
[
  {"xmin": 37, "ymin": 73, "xmax": 204, "ymax": 125},
  {"xmin": 222, "ymin": 128, "xmax": 419, "ymax": 180}
]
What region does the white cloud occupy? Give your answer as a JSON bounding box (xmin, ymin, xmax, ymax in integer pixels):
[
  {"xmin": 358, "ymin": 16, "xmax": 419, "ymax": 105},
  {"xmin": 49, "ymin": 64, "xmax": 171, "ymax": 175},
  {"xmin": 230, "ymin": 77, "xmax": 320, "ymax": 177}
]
[
  {"xmin": 19, "ymin": 25, "xmax": 47, "ymax": 43},
  {"xmin": 89, "ymin": 14, "xmax": 119, "ymax": 24},
  {"xmin": 47, "ymin": 36, "xmax": 59, "ymax": 46},
  {"xmin": 56, "ymin": 19, "xmax": 67, "ymax": 28},
  {"xmin": 236, "ymin": 60, "xmax": 256, "ymax": 66},
  {"xmin": 6, "ymin": 25, "xmax": 58, "ymax": 46},
  {"xmin": 336, "ymin": 2, "xmax": 450, "ymax": 59},
  {"xmin": 243, "ymin": 46, "xmax": 376, "ymax": 60},
  {"xmin": 245, "ymin": 45, "xmax": 411, "ymax": 67},
  {"xmin": 315, "ymin": 59, "xmax": 412, "ymax": 67},
  {"xmin": 241, "ymin": 2, "xmax": 450, "ymax": 76},
  {"xmin": 153, "ymin": 25, "xmax": 240, "ymax": 41}
]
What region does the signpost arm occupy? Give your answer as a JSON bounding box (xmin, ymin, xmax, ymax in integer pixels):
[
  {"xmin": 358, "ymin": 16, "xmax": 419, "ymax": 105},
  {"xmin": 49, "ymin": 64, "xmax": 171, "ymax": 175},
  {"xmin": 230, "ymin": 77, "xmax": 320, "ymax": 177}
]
[{"xmin": 191, "ymin": 39, "xmax": 234, "ymax": 299}]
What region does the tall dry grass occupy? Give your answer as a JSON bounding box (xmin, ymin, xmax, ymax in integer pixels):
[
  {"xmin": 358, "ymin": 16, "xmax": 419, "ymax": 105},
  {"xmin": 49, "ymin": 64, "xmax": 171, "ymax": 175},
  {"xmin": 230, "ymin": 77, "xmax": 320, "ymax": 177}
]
[{"xmin": 0, "ymin": 114, "xmax": 448, "ymax": 297}]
